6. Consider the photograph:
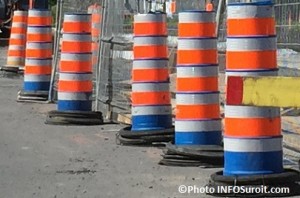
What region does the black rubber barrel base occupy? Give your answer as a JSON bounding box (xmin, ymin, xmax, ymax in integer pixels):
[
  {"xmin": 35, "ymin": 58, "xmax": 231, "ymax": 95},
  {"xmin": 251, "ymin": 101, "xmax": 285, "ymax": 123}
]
[
  {"xmin": 1, "ymin": 66, "xmax": 24, "ymax": 74},
  {"xmin": 45, "ymin": 110, "xmax": 104, "ymax": 126},
  {"xmin": 159, "ymin": 143, "xmax": 224, "ymax": 168},
  {"xmin": 116, "ymin": 126, "xmax": 174, "ymax": 146},
  {"xmin": 17, "ymin": 90, "xmax": 48, "ymax": 102},
  {"xmin": 206, "ymin": 169, "xmax": 300, "ymax": 197}
]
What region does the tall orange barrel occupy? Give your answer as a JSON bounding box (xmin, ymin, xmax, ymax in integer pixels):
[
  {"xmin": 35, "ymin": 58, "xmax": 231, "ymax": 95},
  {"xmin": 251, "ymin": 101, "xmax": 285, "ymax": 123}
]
[
  {"xmin": 58, "ymin": 13, "xmax": 93, "ymax": 111},
  {"xmin": 131, "ymin": 13, "xmax": 172, "ymax": 131},
  {"xmin": 224, "ymin": 1, "xmax": 282, "ymax": 176},
  {"xmin": 3, "ymin": 10, "xmax": 28, "ymax": 71},
  {"xmin": 23, "ymin": 9, "xmax": 52, "ymax": 93},
  {"xmin": 175, "ymin": 11, "xmax": 222, "ymax": 146}
]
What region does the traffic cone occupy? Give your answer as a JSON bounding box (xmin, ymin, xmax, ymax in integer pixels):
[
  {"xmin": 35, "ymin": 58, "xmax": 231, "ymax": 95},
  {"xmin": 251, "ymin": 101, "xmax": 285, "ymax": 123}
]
[
  {"xmin": 1, "ymin": 10, "xmax": 27, "ymax": 73},
  {"xmin": 159, "ymin": 10, "xmax": 223, "ymax": 167},
  {"xmin": 45, "ymin": 13, "xmax": 103, "ymax": 125},
  {"xmin": 18, "ymin": 9, "xmax": 52, "ymax": 102},
  {"xmin": 116, "ymin": 13, "xmax": 174, "ymax": 146},
  {"xmin": 207, "ymin": 1, "xmax": 300, "ymax": 196}
]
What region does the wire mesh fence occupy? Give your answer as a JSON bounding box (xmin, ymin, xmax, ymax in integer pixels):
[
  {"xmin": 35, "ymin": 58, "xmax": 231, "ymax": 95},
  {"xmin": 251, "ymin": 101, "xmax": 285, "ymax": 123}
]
[{"xmin": 51, "ymin": 0, "xmax": 300, "ymax": 121}]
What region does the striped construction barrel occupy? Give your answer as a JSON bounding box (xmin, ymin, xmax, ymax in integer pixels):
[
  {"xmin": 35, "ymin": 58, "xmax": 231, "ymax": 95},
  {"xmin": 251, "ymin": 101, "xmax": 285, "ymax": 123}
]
[
  {"xmin": 23, "ymin": 9, "xmax": 52, "ymax": 93},
  {"xmin": 132, "ymin": 13, "xmax": 172, "ymax": 131},
  {"xmin": 175, "ymin": 11, "xmax": 222, "ymax": 145},
  {"xmin": 6, "ymin": 11, "xmax": 28, "ymax": 68},
  {"xmin": 88, "ymin": 4, "xmax": 102, "ymax": 69},
  {"xmin": 224, "ymin": 1, "xmax": 283, "ymax": 176},
  {"xmin": 57, "ymin": 13, "xmax": 93, "ymax": 112}
]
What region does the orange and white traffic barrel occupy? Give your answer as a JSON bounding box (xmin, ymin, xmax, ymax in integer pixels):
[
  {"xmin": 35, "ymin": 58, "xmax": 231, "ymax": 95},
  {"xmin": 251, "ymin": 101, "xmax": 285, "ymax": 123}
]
[
  {"xmin": 45, "ymin": 13, "xmax": 102, "ymax": 125},
  {"xmin": 131, "ymin": 13, "xmax": 172, "ymax": 132},
  {"xmin": 58, "ymin": 13, "xmax": 93, "ymax": 111},
  {"xmin": 175, "ymin": 11, "xmax": 222, "ymax": 145},
  {"xmin": 88, "ymin": 4, "xmax": 102, "ymax": 69},
  {"xmin": 224, "ymin": 1, "xmax": 282, "ymax": 175},
  {"xmin": 20, "ymin": 9, "xmax": 52, "ymax": 101},
  {"xmin": 2, "ymin": 10, "xmax": 28, "ymax": 72}
]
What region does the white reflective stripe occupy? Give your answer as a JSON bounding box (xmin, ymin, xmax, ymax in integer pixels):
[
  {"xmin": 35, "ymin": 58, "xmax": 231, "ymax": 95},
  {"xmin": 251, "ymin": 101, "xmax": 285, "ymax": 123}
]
[
  {"xmin": 225, "ymin": 105, "xmax": 280, "ymax": 118},
  {"xmin": 27, "ymin": 26, "xmax": 52, "ymax": 34},
  {"xmin": 178, "ymin": 39, "xmax": 216, "ymax": 50},
  {"xmin": 61, "ymin": 53, "xmax": 91, "ymax": 61},
  {"xmin": 25, "ymin": 59, "xmax": 52, "ymax": 66},
  {"xmin": 58, "ymin": 92, "xmax": 92, "ymax": 100},
  {"xmin": 227, "ymin": 37, "xmax": 276, "ymax": 51},
  {"xmin": 134, "ymin": 14, "xmax": 166, "ymax": 23},
  {"xmin": 224, "ymin": 137, "xmax": 282, "ymax": 152},
  {"xmin": 10, "ymin": 34, "xmax": 26, "ymax": 39},
  {"xmin": 28, "ymin": 10, "xmax": 51, "ymax": 17},
  {"xmin": 7, "ymin": 57, "xmax": 24, "ymax": 61},
  {"xmin": 227, "ymin": 4, "xmax": 273, "ymax": 19},
  {"xmin": 176, "ymin": 93, "xmax": 219, "ymax": 105},
  {"xmin": 26, "ymin": 42, "xmax": 52, "ymax": 49},
  {"xmin": 62, "ymin": 34, "xmax": 91, "ymax": 42},
  {"xmin": 14, "ymin": 11, "xmax": 28, "ymax": 16},
  {"xmin": 175, "ymin": 120, "xmax": 221, "ymax": 132},
  {"xmin": 179, "ymin": 12, "xmax": 215, "ymax": 23},
  {"xmin": 226, "ymin": 70, "xmax": 278, "ymax": 77},
  {"xmin": 177, "ymin": 66, "xmax": 218, "ymax": 77},
  {"xmin": 8, "ymin": 45, "xmax": 25, "ymax": 50},
  {"xmin": 132, "ymin": 105, "xmax": 172, "ymax": 115},
  {"xmin": 59, "ymin": 73, "xmax": 92, "ymax": 81},
  {"xmin": 64, "ymin": 14, "xmax": 91, "ymax": 22},
  {"xmin": 11, "ymin": 22, "xmax": 27, "ymax": 28},
  {"xmin": 133, "ymin": 59, "xmax": 168, "ymax": 69},
  {"xmin": 132, "ymin": 83, "xmax": 169, "ymax": 92},
  {"xmin": 24, "ymin": 75, "xmax": 51, "ymax": 82},
  {"xmin": 134, "ymin": 37, "xmax": 167, "ymax": 46}
]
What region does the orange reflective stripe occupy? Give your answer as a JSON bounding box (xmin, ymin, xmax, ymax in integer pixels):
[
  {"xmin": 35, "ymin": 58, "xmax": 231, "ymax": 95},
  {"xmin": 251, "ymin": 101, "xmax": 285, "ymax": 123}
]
[
  {"xmin": 8, "ymin": 50, "xmax": 25, "ymax": 57},
  {"xmin": 14, "ymin": 16, "xmax": 27, "ymax": 23},
  {"xmin": 179, "ymin": 23, "xmax": 216, "ymax": 37},
  {"xmin": 63, "ymin": 22, "xmax": 91, "ymax": 33},
  {"xmin": 27, "ymin": 34, "xmax": 52, "ymax": 42},
  {"xmin": 225, "ymin": 117, "xmax": 281, "ymax": 137},
  {"xmin": 206, "ymin": 3, "xmax": 214, "ymax": 11},
  {"xmin": 26, "ymin": 49, "xmax": 52, "ymax": 58},
  {"xmin": 177, "ymin": 50, "xmax": 217, "ymax": 65},
  {"xmin": 25, "ymin": 66, "xmax": 52, "ymax": 75},
  {"xmin": 176, "ymin": 104, "xmax": 220, "ymax": 119},
  {"xmin": 60, "ymin": 61, "xmax": 92, "ymax": 72},
  {"xmin": 58, "ymin": 81, "xmax": 93, "ymax": 92},
  {"xmin": 226, "ymin": 51, "xmax": 276, "ymax": 69},
  {"xmin": 92, "ymin": 43, "xmax": 99, "ymax": 50},
  {"xmin": 92, "ymin": 29, "xmax": 101, "ymax": 37},
  {"xmin": 28, "ymin": 17, "xmax": 52, "ymax": 26},
  {"xmin": 61, "ymin": 41, "xmax": 91, "ymax": 53},
  {"xmin": 92, "ymin": 14, "xmax": 101, "ymax": 22},
  {"xmin": 134, "ymin": 45, "xmax": 168, "ymax": 59},
  {"xmin": 134, "ymin": 23, "xmax": 167, "ymax": 36},
  {"xmin": 177, "ymin": 77, "xmax": 218, "ymax": 92},
  {"xmin": 227, "ymin": 18, "xmax": 275, "ymax": 36},
  {"xmin": 9, "ymin": 39, "xmax": 25, "ymax": 45},
  {"xmin": 131, "ymin": 92, "xmax": 170, "ymax": 105},
  {"xmin": 11, "ymin": 27, "xmax": 26, "ymax": 34},
  {"xmin": 132, "ymin": 69, "xmax": 169, "ymax": 82}
]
